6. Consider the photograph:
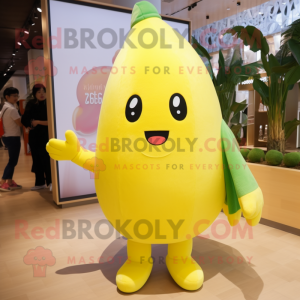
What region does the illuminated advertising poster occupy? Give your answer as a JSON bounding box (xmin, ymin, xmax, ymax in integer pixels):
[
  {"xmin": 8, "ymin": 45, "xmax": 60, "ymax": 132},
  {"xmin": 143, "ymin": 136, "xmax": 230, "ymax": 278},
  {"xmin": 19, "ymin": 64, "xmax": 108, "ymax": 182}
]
[{"xmin": 48, "ymin": 0, "xmax": 189, "ymax": 201}]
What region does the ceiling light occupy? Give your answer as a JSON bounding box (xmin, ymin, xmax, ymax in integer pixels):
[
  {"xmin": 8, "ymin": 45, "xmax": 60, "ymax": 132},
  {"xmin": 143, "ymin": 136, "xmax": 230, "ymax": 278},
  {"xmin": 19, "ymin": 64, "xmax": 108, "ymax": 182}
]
[
  {"xmin": 29, "ymin": 19, "xmax": 35, "ymax": 26},
  {"xmin": 12, "ymin": 51, "xmax": 16, "ymax": 56},
  {"xmin": 24, "ymin": 24, "xmax": 30, "ymax": 34},
  {"xmin": 17, "ymin": 41, "xmax": 21, "ymax": 46},
  {"xmin": 34, "ymin": 13, "xmax": 38, "ymax": 19},
  {"xmin": 37, "ymin": 7, "xmax": 42, "ymax": 12},
  {"xmin": 4, "ymin": 73, "xmax": 6, "ymax": 76},
  {"xmin": 227, "ymin": 8, "xmax": 230, "ymax": 10}
]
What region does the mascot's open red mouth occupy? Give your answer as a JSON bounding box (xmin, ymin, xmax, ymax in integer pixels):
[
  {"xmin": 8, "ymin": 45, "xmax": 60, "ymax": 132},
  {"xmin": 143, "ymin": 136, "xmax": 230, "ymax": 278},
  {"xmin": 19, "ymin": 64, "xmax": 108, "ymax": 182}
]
[{"xmin": 145, "ymin": 131, "xmax": 169, "ymax": 145}]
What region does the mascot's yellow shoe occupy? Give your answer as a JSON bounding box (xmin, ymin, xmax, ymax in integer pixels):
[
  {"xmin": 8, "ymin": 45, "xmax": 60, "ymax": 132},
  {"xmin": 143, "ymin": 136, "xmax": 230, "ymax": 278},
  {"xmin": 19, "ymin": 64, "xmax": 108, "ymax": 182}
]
[
  {"xmin": 116, "ymin": 259, "xmax": 153, "ymax": 293},
  {"xmin": 166, "ymin": 239, "xmax": 204, "ymax": 290},
  {"xmin": 166, "ymin": 256, "xmax": 204, "ymax": 290},
  {"xmin": 116, "ymin": 240, "xmax": 153, "ymax": 293}
]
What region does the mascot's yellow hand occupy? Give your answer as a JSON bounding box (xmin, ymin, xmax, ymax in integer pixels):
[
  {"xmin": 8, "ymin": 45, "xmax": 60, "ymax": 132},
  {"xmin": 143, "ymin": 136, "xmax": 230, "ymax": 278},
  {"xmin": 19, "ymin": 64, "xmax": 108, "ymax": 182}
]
[
  {"xmin": 238, "ymin": 187, "xmax": 264, "ymax": 226},
  {"xmin": 46, "ymin": 130, "xmax": 80, "ymax": 161},
  {"xmin": 222, "ymin": 204, "xmax": 242, "ymax": 227}
]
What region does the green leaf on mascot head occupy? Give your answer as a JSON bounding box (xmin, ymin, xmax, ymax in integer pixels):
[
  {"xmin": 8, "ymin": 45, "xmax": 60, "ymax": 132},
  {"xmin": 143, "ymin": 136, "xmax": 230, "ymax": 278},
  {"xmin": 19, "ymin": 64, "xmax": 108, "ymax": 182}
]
[{"xmin": 131, "ymin": 1, "xmax": 162, "ymax": 28}]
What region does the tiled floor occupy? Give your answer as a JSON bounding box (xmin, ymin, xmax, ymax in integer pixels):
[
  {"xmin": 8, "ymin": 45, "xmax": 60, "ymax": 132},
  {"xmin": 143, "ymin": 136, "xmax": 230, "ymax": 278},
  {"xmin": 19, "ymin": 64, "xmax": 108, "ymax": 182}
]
[{"xmin": 1, "ymin": 144, "xmax": 300, "ymax": 300}]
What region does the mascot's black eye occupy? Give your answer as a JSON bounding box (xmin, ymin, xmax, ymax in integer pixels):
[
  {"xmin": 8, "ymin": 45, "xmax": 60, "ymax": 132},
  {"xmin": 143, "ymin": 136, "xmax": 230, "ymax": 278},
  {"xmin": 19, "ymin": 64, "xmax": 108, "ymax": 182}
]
[
  {"xmin": 125, "ymin": 95, "xmax": 142, "ymax": 122},
  {"xmin": 169, "ymin": 93, "xmax": 187, "ymax": 121}
]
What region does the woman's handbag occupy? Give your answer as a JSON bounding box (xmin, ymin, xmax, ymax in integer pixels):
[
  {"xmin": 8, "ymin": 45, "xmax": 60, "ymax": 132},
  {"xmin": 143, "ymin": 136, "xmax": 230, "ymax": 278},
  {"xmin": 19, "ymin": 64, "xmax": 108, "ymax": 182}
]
[{"xmin": 0, "ymin": 108, "xmax": 8, "ymax": 138}]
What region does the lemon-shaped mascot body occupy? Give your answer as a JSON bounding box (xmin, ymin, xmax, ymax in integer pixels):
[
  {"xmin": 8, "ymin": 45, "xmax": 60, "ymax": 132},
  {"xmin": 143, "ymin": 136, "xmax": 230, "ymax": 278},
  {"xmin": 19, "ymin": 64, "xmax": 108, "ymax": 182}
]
[{"xmin": 47, "ymin": 1, "xmax": 264, "ymax": 293}]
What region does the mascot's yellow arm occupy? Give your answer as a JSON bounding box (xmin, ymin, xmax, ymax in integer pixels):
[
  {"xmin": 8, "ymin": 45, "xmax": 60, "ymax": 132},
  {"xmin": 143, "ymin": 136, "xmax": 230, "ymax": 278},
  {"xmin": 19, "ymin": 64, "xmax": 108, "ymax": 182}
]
[
  {"xmin": 46, "ymin": 130, "xmax": 95, "ymax": 171},
  {"xmin": 223, "ymin": 187, "xmax": 264, "ymax": 227}
]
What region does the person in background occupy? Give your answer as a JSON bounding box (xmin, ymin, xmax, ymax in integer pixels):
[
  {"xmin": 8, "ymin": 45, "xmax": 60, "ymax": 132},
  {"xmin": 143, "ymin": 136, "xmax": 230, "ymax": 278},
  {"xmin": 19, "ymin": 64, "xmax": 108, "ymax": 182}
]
[
  {"xmin": 0, "ymin": 87, "xmax": 23, "ymax": 192},
  {"xmin": 21, "ymin": 84, "xmax": 52, "ymax": 191},
  {"xmin": 0, "ymin": 98, "xmax": 5, "ymax": 149}
]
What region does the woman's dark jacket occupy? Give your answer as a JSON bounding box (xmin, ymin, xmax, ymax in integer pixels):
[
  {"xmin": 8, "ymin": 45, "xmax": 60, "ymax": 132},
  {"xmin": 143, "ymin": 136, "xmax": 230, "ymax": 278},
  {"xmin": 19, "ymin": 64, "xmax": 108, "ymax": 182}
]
[{"xmin": 21, "ymin": 99, "xmax": 49, "ymax": 146}]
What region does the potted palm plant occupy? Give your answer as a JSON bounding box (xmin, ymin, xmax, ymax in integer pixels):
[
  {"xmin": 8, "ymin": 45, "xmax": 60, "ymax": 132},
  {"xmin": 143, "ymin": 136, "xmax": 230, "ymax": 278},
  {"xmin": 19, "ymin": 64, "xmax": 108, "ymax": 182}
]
[
  {"xmin": 222, "ymin": 23, "xmax": 300, "ymax": 232},
  {"xmin": 192, "ymin": 37, "xmax": 261, "ymax": 142},
  {"xmin": 226, "ymin": 22, "xmax": 300, "ymax": 152}
]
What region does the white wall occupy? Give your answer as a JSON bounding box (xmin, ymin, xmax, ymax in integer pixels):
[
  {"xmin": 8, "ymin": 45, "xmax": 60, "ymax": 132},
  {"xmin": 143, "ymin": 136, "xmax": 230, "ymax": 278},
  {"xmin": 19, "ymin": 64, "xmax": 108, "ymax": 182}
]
[
  {"xmin": 0, "ymin": 76, "xmax": 27, "ymax": 100},
  {"xmin": 27, "ymin": 49, "xmax": 44, "ymax": 89},
  {"xmin": 12, "ymin": 77, "xmax": 27, "ymax": 99}
]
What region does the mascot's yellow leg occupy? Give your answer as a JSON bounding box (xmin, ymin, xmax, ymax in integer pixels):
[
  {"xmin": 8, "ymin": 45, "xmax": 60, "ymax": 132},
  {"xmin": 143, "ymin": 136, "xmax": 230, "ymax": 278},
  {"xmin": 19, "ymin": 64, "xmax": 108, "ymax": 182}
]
[
  {"xmin": 116, "ymin": 239, "xmax": 153, "ymax": 293},
  {"xmin": 166, "ymin": 239, "xmax": 204, "ymax": 290}
]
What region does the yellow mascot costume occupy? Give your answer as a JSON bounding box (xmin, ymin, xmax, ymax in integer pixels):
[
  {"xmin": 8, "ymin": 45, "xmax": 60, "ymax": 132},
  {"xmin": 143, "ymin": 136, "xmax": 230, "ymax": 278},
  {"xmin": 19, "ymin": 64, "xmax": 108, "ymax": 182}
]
[{"xmin": 47, "ymin": 1, "xmax": 264, "ymax": 293}]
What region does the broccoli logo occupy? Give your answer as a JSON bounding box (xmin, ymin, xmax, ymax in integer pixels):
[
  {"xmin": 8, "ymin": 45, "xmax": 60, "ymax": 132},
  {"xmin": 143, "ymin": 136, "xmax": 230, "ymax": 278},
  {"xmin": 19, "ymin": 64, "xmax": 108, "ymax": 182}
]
[
  {"xmin": 24, "ymin": 56, "xmax": 58, "ymax": 86},
  {"xmin": 83, "ymin": 157, "xmax": 106, "ymax": 179},
  {"xmin": 23, "ymin": 246, "xmax": 56, "ymax": 277}
]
